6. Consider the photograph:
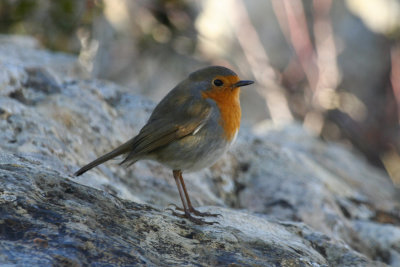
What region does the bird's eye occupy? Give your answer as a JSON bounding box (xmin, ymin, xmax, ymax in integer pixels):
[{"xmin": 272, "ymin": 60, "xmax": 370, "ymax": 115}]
[{"xmin": 213, "ymin": 79, "xmax": 224, "ymax": 86}]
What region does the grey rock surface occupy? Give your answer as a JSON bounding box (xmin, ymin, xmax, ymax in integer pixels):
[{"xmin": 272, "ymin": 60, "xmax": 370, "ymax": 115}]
[{"xmin": 0, "ymin": 35, "xmax": 398, "ymax": 266}]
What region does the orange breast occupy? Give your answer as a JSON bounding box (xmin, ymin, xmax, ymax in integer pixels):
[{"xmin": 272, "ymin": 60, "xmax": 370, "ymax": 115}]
[{"xmin": 202, "ymin": 86, "xmax": 241, "ymax": 141}]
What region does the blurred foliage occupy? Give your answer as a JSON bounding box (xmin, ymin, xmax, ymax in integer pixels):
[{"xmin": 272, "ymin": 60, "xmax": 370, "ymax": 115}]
[
  {"xmin": 0, "ymin": 0, "xmax": 103, "ymax": 52},
  {"xmin": 135, "ymin": 0, "xmax": 198, "ymax": 54},
  {"xmin": 0, "ymin": 0, "xmax": 198, "ymax": 54}
]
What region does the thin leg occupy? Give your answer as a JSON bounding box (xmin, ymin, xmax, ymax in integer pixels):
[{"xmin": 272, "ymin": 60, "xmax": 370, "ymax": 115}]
[
  {"xmin": 178, "ymin": 172, "xmax": 220, "ymax": 218},
  {"xmin": 173, "ymin": 170, "xmax": 189, "ymax": 212},
  {"xmin": 168, "ymin": 170, "xmax": 217, "ymax": 225}
]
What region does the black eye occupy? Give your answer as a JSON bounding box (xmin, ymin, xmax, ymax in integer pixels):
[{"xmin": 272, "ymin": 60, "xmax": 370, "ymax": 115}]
[{"xmin": 213, "ymin": 79, "xmax": 224, "ymax": 86}]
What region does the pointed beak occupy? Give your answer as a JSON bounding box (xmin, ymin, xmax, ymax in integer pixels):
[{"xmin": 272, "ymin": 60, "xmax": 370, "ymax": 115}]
[{"xmin": 233, "ymin": 80, "xmax": 254, "ymax": 88}]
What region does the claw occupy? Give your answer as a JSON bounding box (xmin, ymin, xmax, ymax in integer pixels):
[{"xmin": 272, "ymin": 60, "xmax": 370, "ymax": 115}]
[
  {"xmin": 168, "ymin": 203, "xmax": 183, "ymax": 211},
  {"xmin": 170, "ymin": 170, "xmax": 222, "ymax": 224},
  {"xmin": 170, "ymin": 210, "xmax": 219, "ymax": 225},
  {"xmin": 167, "ymin": 204, "xmax": 221, "ymax": 218},
  {"xmin": 166, "ymin": 207, "xmax": 219, "ymax": 225},
  {"xmin": 190, "ymin": 208, "xmax": 221, "ymax": 218}
]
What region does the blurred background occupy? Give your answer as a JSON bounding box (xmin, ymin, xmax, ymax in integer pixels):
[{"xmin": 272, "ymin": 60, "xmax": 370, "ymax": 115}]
[{"xmin": 1, "ymin": 0, "xmax": 400, "ymax": 185}]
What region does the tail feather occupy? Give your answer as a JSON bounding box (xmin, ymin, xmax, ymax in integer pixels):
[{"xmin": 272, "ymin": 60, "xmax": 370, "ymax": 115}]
[{"xmin": 74, "ymin": 138, "xmax": 135, "ymax": 176}]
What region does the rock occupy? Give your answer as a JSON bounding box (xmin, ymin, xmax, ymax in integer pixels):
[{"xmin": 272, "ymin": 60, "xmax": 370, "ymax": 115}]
[
  {"xmin": 0, "ymin": 35, "xmax": 397, "ymax": 266},
  {"xmin": 0, "ymin": 153, "xmax": 370, "ymax": 266},
  {"xmin": 354, "ymin": 220, "xmax": 400, "ymax": 267}
]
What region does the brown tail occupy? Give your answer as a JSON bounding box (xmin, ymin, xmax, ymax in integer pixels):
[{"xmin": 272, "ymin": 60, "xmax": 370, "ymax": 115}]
[{"xmin": 74, "ymin": 137, "xmax": 135, "ymax": 176}]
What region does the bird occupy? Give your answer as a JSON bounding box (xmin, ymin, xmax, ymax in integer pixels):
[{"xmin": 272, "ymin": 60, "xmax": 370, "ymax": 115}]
[{"xmin": 74, "ymin": 66, "xmax": 254, "ymax": 224}]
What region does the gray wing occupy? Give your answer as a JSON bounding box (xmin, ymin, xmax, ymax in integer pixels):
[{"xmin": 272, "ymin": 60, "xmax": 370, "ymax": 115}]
[
  {"xmin": 120, "ymin": 89, "xmax": 212, "ymax": 165},
  {"xmin": 75, "ymin": 83, "xmax": 211, "ymax": 176}
]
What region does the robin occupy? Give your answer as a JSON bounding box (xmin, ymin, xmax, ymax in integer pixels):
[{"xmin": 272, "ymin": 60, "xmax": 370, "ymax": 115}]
[{"xmin": 75, "ymin": 66, "xmax": 254, "ymax": 224}]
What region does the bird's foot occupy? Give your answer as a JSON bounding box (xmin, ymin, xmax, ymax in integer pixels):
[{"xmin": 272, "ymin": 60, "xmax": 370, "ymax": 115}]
[
  {"xmin": 168, "ymin": 204, "xmax": 221, "ymax": 217},
  {"xmin": 168, "ymin": 210, "xmax": 218, "ymax": 225}
]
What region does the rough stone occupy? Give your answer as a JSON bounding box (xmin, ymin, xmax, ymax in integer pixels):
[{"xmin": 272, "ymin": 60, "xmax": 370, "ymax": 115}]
[{"xmin": 0, "ymin": 35, "xmax": 397, "ymax": 266}]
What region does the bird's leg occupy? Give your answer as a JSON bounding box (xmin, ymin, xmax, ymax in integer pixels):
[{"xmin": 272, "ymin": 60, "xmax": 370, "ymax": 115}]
[
  {"xmin": 178, "ymin": 171, "xmax": 221, "ymax": 218},
  {"xmin": 168, "ymin": 170, "xmax": 217, "ymax": 225},
  {"xmin": 172, "ymin": 170, "xmax": 189, "ymax": 211}
]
